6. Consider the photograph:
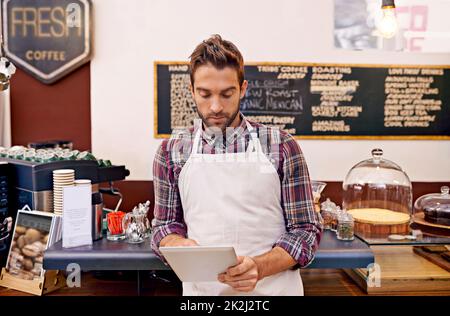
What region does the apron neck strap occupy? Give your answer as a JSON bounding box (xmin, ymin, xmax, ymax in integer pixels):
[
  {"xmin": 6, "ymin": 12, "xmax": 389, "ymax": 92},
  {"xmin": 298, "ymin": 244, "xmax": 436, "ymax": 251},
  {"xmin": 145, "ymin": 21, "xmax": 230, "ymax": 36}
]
[
  {"xmin": 191, "ymin": 120, "xmax": 203, "ymax": 155},
  {"xmin": 245, "ymin": 121, "xmax": 263, "ymax": 153}
]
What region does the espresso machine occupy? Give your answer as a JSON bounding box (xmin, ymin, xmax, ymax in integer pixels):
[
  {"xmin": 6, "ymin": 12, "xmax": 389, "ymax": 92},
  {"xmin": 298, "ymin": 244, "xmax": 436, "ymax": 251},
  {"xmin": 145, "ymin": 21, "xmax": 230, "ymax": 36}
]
[
  {"xmin": 0, "ymin": 162, "xmax": 11, "ymax": 267},
  {"xmin": 0, "ymin": 162, "xmax": 9, "ymax": 220},
  {"xmin": 1, "ymin": 159, "xmax": 128, "ymax": 212},
  {"xmin": 0, "ymin": 156, "xmax": 130, "ymax": 244}
]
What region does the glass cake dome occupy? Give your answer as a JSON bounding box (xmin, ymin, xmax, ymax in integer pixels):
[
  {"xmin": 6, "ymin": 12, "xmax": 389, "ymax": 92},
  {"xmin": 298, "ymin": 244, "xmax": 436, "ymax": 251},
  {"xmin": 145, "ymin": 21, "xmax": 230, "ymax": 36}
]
[
  {"xmin": 342, "ymin": 148, "xmax": 413, "ymax": 238},
  {"xmin": 414, "ymin": 186, "xmax": 450, "ymax": 227}
]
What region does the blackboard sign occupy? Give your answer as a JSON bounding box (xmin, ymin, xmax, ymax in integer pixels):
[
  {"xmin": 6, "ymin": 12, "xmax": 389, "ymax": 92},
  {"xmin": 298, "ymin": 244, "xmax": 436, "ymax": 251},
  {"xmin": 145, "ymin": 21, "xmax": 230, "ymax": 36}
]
[
  {"xmin": 2, "ymin": 0, "xmax": 92, "ymax": 84},
  {"xmin": 154, "ymin": 61, "xmax": 450, "ymax": 139}
]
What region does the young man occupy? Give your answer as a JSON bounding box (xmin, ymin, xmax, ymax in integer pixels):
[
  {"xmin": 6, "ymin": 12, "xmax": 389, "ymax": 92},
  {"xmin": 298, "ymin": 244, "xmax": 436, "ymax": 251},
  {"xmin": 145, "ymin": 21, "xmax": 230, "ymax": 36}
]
[{"xmin": 151, "ymin": 35, "xmax": 322, "ymax": 296}]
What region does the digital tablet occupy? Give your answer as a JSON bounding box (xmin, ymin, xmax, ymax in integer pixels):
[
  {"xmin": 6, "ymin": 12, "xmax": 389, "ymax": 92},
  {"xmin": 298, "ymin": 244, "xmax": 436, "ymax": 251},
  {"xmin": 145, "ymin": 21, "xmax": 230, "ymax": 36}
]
[{"xmin": 159, "ymin": 246, "xmax": 238, "ymax": 282}]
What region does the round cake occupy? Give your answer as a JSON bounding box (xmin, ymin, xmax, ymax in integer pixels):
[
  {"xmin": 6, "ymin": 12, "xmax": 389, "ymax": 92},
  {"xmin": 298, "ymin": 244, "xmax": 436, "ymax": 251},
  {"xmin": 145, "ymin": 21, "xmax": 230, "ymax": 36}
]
[
  {"xmin": 347, "ymin": 208, "xmax": 411, "ymax": 237},
  {"xmin": 423, "ymin": 205, "xmax": 450, "ymax": 226},
  {"xmin": 347, "ymin": 208, "xmax": 410, "ymax": 225}
]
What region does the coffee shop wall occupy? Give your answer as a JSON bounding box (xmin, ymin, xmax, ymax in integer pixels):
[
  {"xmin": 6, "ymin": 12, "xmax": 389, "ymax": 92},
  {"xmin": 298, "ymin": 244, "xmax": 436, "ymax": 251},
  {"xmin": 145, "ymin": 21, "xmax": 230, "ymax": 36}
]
[
  {"xmin": 4, "ymin": 0, "xmax": 92, "ymax": 150},
  {"xmin": 91, "ymin": 0, "xmax": 450, "ymax": 182},
  {"xmin": 9, "ymin": 65, "xmax": 91, "ymax": 151}
]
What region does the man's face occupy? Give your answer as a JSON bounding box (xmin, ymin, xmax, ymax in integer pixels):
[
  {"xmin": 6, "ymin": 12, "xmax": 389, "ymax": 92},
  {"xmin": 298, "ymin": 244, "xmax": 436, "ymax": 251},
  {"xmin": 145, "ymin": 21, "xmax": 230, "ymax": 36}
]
[{"xmin": 191, "ymin": 64, "xmax": 248, "ymax": 131}]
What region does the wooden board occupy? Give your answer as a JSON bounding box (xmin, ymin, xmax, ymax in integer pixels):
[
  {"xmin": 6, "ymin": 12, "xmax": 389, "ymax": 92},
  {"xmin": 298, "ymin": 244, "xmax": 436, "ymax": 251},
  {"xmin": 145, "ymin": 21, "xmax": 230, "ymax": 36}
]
[
  {"xmin": 344, "ymin": 246, "xmax": 450, "ymax": 294},
  {"xmin": 413, "ymin": 247, "xmax": 450, "ymax": 273},
  {"xmin": 0, "ymin": 268, "xmax": 65, "ymax": 296},
  {"xmin": 353, "ymin": 221, "xmax": 410, "ymax": 238}
]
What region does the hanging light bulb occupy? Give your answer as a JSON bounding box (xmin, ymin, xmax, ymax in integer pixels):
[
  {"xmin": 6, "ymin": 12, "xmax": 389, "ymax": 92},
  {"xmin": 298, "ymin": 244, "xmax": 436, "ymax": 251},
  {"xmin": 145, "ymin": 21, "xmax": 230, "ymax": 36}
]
[{"xmin": 378, "ymin": 0, "xmax": 398, "ymax": 39}]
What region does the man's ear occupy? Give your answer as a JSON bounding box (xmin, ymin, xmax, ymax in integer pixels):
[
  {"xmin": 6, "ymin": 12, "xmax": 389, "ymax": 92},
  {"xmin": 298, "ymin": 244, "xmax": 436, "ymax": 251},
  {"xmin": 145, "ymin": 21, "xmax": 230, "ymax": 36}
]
[
  {"xmin": 190, "ymin": 83, "xmax": 195, "ymax": 98},
  {"xmin": 240, "ymin": 80, "xmax": 248, "ymax": 99}
]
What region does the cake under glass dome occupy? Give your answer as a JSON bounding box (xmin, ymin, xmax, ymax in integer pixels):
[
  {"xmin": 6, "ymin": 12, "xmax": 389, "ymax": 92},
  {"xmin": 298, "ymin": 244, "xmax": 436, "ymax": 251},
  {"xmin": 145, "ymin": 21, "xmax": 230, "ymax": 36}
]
[
  {"xmin": 412, "ymin": 186, "xmax": 450, "ymax": 237},
  {"xmin": 342, "ymin": 148, "xmax": 413, "ymax": 238}
]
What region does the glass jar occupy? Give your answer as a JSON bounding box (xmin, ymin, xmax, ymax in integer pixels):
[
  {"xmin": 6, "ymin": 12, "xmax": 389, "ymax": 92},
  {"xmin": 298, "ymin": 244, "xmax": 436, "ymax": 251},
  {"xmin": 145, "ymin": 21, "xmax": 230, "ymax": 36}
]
[
  {"xmin": 332, "ymin": 207, "xmax": 344, "ymax": 232},
  {"xmin": 414, "ymin": 186, "xmax": 450, "ymax": 227},
  {"xmin": 342, "ymin": 148, "xmax": 412, "ymax": 238},
  {"xmin": 321, "ymin": 198, "xmax": 337, "ymax": 230},
  {"xmin": 106, "ymin": 211, "xmax": 126, "ymax": 241},
  {"xmin": 122, "ymin": 212, "xmax": 147, "ymax": 244},
  {"xmin": 337, "ymin": 212, "xmax": 355, "ymax": 241},
  {"xmin": 311, "ymin": 181, "xmax": 327, "ymax": 213}
]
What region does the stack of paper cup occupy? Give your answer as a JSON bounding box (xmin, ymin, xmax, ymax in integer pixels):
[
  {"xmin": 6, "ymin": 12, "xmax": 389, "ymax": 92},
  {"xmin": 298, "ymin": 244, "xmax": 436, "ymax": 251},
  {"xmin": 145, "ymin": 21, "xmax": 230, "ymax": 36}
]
[
  {"xmin": 74, "ymin": 179, "xmax": 92, "ymax": 187},
  {"xmin": 53, "ymin": 169, "xmax": 75, "ymax": 215}
]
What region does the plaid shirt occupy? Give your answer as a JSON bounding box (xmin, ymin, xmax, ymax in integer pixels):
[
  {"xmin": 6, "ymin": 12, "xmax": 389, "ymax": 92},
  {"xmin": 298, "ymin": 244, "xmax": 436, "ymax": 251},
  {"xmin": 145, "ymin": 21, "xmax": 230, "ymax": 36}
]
[{"xmin": 151, "ymin": 114, "xmax": 322, "ymax": 268}]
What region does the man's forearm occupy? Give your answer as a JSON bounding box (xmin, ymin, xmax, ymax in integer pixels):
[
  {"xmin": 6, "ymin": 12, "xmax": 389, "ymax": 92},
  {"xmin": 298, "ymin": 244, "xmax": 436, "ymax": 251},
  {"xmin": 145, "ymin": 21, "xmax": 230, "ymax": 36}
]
[{"xmin": 252, "ymin": 246, "xmax": 297, "ymax": 280}]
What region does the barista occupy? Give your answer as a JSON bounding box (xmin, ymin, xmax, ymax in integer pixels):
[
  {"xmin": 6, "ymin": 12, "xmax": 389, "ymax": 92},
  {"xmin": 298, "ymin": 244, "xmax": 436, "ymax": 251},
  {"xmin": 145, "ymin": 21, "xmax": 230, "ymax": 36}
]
[{"xmin": 151, "ymin": 34, "xmax": 322, "ymax": 296}]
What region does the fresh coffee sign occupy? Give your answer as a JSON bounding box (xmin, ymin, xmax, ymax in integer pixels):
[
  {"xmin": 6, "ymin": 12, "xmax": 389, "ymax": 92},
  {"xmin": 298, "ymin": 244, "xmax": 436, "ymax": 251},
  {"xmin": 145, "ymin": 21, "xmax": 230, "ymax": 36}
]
[{"xmin": 1, "ymin": 0, "xmax": 92, "ymax": 84}]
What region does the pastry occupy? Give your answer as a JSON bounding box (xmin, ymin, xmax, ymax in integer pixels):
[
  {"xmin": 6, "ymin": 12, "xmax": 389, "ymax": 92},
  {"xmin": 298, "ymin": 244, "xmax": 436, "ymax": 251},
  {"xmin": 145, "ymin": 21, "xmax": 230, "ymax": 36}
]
[
  {"xmin": 17, "ymin": 235, "xmax": 26, "ymax": 249},
  {"xmin": 15, "ymin": 226, "xmax": 26, "ymax": 234},
  {"xmin": 21, "ymin": 243, "xmax": 42, "ymax": 258},
  {"xmin": 25, "ymin": 228, "xmax": 42, "ymax": 244},
  {"xmin": 22, "ymin": 258, "xmax": 34, "ymax": 271}
]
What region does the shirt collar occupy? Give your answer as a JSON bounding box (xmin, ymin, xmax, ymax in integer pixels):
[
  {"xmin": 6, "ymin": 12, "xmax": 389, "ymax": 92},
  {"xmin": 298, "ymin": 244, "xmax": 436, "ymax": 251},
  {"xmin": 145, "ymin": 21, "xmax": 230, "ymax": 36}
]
[{"xmin": 200, "ymin": 113, "xmax": 248, "ymax": 146}]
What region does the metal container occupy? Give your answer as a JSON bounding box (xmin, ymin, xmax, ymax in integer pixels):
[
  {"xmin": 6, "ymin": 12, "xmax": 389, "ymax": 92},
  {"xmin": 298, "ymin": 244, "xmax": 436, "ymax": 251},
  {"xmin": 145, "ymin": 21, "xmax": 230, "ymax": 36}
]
[{"xmin": 92, "ymin": 192, "xmax": 103, "ymax": 241}]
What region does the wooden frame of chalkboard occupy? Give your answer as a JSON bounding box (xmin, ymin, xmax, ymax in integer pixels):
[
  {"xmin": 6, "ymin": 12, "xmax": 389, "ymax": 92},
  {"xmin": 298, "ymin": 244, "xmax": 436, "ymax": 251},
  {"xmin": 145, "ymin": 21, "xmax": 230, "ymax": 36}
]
[{"xmin": 154, "ymin": 61, "xmax": 450, "ymax": 140}]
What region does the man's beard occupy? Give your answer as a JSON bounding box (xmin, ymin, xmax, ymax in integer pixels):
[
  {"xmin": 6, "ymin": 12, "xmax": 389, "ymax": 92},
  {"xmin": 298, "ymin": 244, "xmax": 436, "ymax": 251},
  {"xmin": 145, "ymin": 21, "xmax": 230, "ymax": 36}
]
[{"xmin": 197, "ymin": 107, "xmax": 240, "ymax": 133}]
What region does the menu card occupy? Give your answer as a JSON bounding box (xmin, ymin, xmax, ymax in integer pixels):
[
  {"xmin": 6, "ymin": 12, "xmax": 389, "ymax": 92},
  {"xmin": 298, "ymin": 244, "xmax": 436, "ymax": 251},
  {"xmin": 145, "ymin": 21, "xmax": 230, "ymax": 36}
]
[{"xmin": 62, "ymin": 185, "xmax": 92, "ymax": 248}]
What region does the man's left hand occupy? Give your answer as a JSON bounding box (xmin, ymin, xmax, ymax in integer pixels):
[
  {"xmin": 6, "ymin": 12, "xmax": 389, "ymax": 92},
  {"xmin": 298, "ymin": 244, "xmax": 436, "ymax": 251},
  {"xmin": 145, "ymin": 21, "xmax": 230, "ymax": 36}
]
[{"xmin": 218, "ymin": 256, "xmax": 259, "ymax": 292}]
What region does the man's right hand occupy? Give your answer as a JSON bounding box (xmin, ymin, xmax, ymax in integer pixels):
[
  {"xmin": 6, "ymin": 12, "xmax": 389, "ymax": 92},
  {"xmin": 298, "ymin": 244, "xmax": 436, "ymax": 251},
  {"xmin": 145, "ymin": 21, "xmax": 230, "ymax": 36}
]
[{"xmin": 160, "ymin": 234, "xmax": 198, "ymax": 247}]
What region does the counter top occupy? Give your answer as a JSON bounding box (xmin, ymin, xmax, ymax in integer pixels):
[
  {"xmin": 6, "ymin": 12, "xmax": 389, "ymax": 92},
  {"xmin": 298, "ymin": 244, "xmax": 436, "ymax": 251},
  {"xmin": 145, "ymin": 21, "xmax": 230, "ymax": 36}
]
[{"xmin": 43, "ymin": 231, "xmax": 374, "ymax": 271}]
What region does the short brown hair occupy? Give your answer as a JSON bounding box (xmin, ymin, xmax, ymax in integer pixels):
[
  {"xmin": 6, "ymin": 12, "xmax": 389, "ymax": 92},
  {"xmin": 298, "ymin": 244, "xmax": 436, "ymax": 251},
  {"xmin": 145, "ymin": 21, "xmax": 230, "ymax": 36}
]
[{"xmin": 189, "ymin": 34, "xmax": 244, "ymax": 87}]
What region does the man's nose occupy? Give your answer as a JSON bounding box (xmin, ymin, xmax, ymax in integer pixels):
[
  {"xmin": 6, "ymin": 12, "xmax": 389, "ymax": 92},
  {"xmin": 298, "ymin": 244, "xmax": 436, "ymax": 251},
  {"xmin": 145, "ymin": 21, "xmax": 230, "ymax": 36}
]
[{"xmin": 210, "ymin": 97, "xmax": 223, "ymax": 113}]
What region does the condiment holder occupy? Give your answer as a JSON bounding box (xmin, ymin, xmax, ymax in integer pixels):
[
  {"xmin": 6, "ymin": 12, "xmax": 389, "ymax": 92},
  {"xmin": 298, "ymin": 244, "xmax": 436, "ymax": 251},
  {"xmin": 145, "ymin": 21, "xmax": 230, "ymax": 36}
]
[{"xmin": 123, "ymin": 201, "xmax": 151, "ymax": 244}]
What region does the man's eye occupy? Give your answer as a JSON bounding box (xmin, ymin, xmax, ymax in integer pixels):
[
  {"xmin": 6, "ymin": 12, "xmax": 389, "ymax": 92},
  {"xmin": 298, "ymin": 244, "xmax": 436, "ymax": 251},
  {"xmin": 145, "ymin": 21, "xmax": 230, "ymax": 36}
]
[
  {"xmin": 200, "ymin": 93, "xmax": 211, "ymax": 98},
  {"xmin": 222, "ymin": 94, "xmax": 233, "ymax": 98}
]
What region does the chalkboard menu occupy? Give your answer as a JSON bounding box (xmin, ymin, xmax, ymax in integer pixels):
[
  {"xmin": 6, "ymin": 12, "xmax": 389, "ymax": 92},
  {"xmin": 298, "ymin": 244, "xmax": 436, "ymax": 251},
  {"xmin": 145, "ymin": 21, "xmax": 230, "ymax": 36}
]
[{"xmin": 154, "ymin": 61, "xmax": 450, "ymax": 139}]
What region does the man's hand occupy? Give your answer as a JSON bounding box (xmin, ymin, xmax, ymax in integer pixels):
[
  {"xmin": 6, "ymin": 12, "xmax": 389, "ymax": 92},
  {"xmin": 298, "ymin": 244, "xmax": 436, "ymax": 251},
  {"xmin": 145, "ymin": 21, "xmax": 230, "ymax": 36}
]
[
  {"xmin": 160, "ymin": 234, "xmax": 198, "ymax": 247},
  {"xmin": 217, "ymin": 256, "xmax": 259, "ymax": 292}
]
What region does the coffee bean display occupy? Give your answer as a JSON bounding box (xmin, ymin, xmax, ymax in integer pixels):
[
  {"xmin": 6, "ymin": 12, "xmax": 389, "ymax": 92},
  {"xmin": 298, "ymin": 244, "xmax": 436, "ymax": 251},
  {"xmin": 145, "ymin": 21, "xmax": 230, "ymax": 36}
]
[{"xmin": 6, "ymin": 226, "xmax": 49, "ymax": 280}]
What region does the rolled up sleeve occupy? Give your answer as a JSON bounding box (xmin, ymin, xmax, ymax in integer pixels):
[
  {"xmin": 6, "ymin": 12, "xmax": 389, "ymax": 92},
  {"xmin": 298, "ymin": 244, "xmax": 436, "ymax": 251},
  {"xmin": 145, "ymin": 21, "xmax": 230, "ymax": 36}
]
[{"xmin": 273, "ymin": 134, "xmax": 323, "ymax": 268}]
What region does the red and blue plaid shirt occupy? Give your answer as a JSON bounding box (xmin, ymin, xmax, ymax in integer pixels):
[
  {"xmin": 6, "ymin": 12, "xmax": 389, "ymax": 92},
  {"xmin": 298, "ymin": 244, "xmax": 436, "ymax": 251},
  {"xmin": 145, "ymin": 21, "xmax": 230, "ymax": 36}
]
[{"xmin": 151, "ymin": 115, "xmax": 322, "ymax": 268}]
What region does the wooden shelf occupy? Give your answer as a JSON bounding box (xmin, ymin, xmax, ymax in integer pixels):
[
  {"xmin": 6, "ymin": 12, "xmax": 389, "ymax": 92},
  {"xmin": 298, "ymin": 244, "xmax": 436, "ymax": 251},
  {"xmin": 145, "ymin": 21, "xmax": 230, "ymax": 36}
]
[{"xmin": 344, "ymin": 246, "xmax": 450, "ymax": 294}]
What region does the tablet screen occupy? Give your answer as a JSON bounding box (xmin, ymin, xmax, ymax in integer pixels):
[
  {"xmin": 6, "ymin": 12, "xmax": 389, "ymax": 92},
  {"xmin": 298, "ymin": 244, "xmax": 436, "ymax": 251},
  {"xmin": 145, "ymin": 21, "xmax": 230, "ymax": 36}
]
[{"xmin": 160, "ymin": 246, "xmax": 238, "ymax": 282}]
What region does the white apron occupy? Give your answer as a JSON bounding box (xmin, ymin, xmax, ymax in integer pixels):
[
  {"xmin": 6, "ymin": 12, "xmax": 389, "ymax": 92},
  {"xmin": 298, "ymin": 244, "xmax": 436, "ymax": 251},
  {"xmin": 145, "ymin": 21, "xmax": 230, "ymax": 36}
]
[{"xmin": 178, "ymin": 120, "xmax": 303, "ymax": 296}]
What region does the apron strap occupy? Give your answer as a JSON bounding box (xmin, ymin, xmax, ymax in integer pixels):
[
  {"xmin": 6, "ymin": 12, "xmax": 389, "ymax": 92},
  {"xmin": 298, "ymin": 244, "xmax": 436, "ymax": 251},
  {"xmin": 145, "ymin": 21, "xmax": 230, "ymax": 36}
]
[
  {"xmin": 245, "ymin": 121, "xmax": 263, "ymax": 154},
  {"xmin": 191, "ymin": 120, "xmax": 203, "ymax": 155}
]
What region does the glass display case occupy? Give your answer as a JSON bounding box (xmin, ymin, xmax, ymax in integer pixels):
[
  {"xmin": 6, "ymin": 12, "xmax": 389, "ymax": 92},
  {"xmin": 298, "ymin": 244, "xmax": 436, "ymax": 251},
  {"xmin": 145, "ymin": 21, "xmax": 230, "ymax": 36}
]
[
  {"xmin": 412, "ymin": 186, "xmax": 450, "ymax": 237},
  {"xmin": 342, "ymin": 148, "xmax": 413, "ymax": 239},
  {"xmin": 341, "ymin": 149, "xmax": 450, "ymax": 245}
]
